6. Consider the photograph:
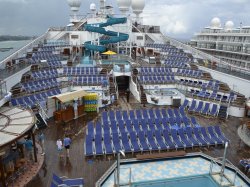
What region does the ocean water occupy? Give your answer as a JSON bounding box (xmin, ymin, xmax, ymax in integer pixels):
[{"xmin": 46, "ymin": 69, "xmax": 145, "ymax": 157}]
[{"xmin": 0, "ymin": 40, "xmax": 31, "ymax": 61}]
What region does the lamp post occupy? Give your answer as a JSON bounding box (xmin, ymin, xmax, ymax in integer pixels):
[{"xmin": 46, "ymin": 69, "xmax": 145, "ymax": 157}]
[
  {"xmin": 220, "ymin": 142, "xmax": 228, "ymax": 183},
  {"xmin": 116, "ymin": 150, "xmax": 125, "ymax": 187}
]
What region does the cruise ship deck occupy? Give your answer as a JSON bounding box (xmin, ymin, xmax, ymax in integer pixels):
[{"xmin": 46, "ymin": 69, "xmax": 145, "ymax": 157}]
[
  {"xmin": 0, "ymin": 0, "xmax": 250, "ymax": 187},
  {"xmin": 24, "ymin": 96, "xmax": 250, "ymax": 187}
]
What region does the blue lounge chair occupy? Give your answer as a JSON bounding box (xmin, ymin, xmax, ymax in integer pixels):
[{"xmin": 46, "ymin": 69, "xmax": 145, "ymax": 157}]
[
  {"xmin": 190, "ymin": 117, "xmax": 200, "ymax": 127},
  {"xmin": 146, "ymin": 131, "xmax": 160, "ymax": 151},
  {"xmin": 209, "ymin": 104, "xmax": 218, "ymax": 116},
  {"xmin": 148, "ymin": 109, "xmax": 155, "ymax": 119},
  {"xmin": 51, "ymin": 173, "xmax": 84, "ymax": 187},
  {"xmin": 122, "ymin": 111, "xmax": 129, "ymax": 121},
  {"xmin": 125, "ymin": 120, "xmax": 133, "ymax": 132},
  {"xmin": 129, "ymin": 110, "xmax": 136, "ymax": 120},
  {"xmin": 195, "ymin": 101, "xmax": 204, "ymax": 113},
  {"xmin": 136, "ymin": 110, "xmax": 143, "ymax": 119},
  {"xmin": 129, "ymin": 131, "xmax": 141, "ymax": 152},
  {"xmin": 167, "ymin": 109, "xmax": 175, "ymax": 118},
  {"xmin": 94, "ymin": 134, "xmax": 104, "ymax": 155},
  {"xmin": 142, "ymin": 109, "xmax": 149, "ymax": 119},
  {"xmin": 170, "ymin": 129, "xmax": 184, "ymax": 149},
  {"xmin": 193, "ymin": 127, "xmax": 209, "ymax": 147},
  {"xmin": 154, "ymin": 130, "xmax": 169, "ymax": 150},
  {"xmin": 177, "ymin": 129, "xmax": 193, "ymax": 148},
  {"xmin": 161, "ymin": 109, "xmax": 168, "ymax": 118},
  {"xmin": 121, "ymin": 133, "xmax": 132, "ymax": 153},
  {"xmin": 112, "ymin": 133, "xmax": 123, "ymax": 153},
  {"xmin": 138, "ymin": 131, "xmax": 150, "ymax": 151},
  {"xmin": 207, "ymin": 126, "xmax": 224, "ymax": 145},
  {"xmin": 162, "ymin": 130, "xmax": 177, "ymax": 150},
  {"xmin": 201, "ymin": 103, "xmax": 210, "ymax": 115},
  {"xmin": 85, "ymin": 135, "xmax": 94, "ymax": 156},
  {"xmin": 185, "ymin": 127, "xmax": 200, "ymax": 147},
  {"xmin": 188, "ymin": 100, "xmax": 197, "ymax": 112},
  {"xmin": 132, "ymin": 119, "xmax": 141, "ymax": 132},
  {"xmin": 213, "ymin": 126, "xmax": 229, "ymax": 143},
  {"xmin": 103, "ymin": 133, "xmax": 114, "ymax": 155},
  {"xmin": 200, "ymin": 127, "xmax": 216, "ymax": 146},
  {"xmin": 181, "ymin": 99, "xmax": 189, "ymax": 108}
]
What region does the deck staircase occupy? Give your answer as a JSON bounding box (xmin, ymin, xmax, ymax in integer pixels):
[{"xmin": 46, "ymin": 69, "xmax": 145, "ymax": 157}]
[
  {"xmin": 217, "ymin": 104, "xmax": 228, "ymax": 120},
  {"xmin": 140, "ymin": 85, "xmax": 147, "ymax": 105},
  {"xmin": 35, "ymin": 113, "xmax": 48, "ymax": 129},
  {"xmin": 109, "ymin": 76, "xmax": 118, "ymax": 102},
  {"xmin": 100, "ymin": 68, "xmax": 108, "ymax": 75},
  {"xmin": 202, "ymin": 72, "xmax": 212, "ymax": 79},
  {"xmin": 219, "ymin": 83, "xmax": 230, "ymax": 92},
  {"xmin": 232, "ymin": 94, "xmax": 246, "ymax": 106},
  {"xmin": 190, "ymin": 64, "xmax": 199, "ymax": 70}
]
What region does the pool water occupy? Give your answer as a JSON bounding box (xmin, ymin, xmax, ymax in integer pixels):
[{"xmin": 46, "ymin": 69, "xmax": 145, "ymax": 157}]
[
  {"xmin": 147, "ymin": 89, "xmax": 178, "ymax": 96},
  {"xmin": 81, "ymin": 56, "xmax": 93, "ymax": 65},
  {"xmin": 132, "ymin": 175, "xmax": 219, "ymax": 187},
  {"xmin": 101, "ymin": 60, "xmax": 129, "ymax": 65}
]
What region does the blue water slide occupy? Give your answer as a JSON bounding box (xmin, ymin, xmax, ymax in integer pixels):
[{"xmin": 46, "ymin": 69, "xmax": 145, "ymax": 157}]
[{"xmin": 84, "ymin": 16, "xmax": 129, "ymax": 52}]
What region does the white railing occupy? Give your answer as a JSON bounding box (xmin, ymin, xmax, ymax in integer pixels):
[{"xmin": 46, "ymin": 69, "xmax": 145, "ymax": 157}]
[
  {"xmin": 161, "ymin": 34, "xmax": 250, "ymax": 73},
  {"xmin": 0, "ymin": 31, "xmax": 48, "ymax": 69}
]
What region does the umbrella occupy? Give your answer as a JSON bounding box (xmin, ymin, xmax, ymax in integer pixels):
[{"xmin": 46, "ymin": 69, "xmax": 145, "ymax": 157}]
[{"xmin": 101, "ymin": 50, "xmax": 117, "ymax": 55}]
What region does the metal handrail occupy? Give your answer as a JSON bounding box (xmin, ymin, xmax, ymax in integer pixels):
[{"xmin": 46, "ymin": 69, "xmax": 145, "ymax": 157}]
[{"xmin": 0, "ymin": 32, "xmax": 48, "ymax": 68}]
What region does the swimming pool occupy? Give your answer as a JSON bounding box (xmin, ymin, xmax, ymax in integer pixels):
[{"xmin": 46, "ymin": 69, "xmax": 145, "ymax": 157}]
[
  {"xmin": 147, "ymin": 88, "xmax": 178, "ymax": 96},
  {"xmin": 101, "ymin": 60, "xmax": 129, "ymax": 65},
  {"xmin": 99, "ymin": 155, "xmax": 249, "ymax": 187},
  {"xmin": 132, "ymin": 175, "xmax": 219, "ymax": 187}
]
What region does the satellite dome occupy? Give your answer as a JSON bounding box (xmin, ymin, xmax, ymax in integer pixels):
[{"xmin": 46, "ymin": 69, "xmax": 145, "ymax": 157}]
[
  {"xmin": 90, "ymin": 3, "xmax": 96, "ymax": 11},
  {"xmin": 225, "ymin": 21, "xmax": 234, "ymax": 31},
  {"xmin": 131, "ymin": 0, "xmax": 145, "ymax": 16},
  {"xmin": 67, "ymin": 0, "xmax": 82, "ymax": 12},
  {"xmin": 211, "ymin": 17, "xmax": 221, "ymax": 28},
  {"xmin": 117, "ymin": 0, "xmax": 131, "ymax": 12}
]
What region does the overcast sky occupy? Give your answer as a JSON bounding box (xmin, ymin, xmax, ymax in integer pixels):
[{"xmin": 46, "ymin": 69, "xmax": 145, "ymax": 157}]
[{"xmin": 0, "ymin": 0, "xmax": 249, "ymax": 39}]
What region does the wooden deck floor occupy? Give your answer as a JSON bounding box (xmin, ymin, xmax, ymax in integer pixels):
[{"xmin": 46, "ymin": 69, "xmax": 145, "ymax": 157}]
[{"xmin": 27, "ymin": 95, "xmax": 250, "ymax": 187}]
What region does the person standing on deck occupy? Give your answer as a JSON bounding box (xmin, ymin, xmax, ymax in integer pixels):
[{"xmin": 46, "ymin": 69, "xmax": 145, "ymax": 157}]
[
  {"xmin": 126, "ymin": 88, "xmax": 130, "ymax": 103},
  {"xmin": 24, "ymin": 137, "xmax": 33, "ymax": 161},
  {"xmin": 38, "ymin": 131, "xmax": 45, "ymax": 156},
  {"xmin": 56, "ymin": 139, "xmax": 63, "ymax": 159},
  {"xmin": 73, "ymin": 100, "xmax": 78, "ymax": 119},
  {"xmin": 63, "ymin": 135, "xmax": 72, "ymax": 158}
]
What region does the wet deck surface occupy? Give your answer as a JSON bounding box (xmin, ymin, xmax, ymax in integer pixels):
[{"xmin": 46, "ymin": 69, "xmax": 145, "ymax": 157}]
[{"xmin": 27, "ymin": 94, "xmax": 250, "ymax": 187}]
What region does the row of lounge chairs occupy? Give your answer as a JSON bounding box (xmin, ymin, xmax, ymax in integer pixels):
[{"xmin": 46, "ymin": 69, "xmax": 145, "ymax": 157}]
[
  {"xmin": 101, "ymin": 108, "xmax": 187, "ymax": 123},
  {"xmin": 51, "ymin": 173, "xmax": 84, "ymax": 187},
  {"xmin": 88, "ymin": 116, "xmax": 198, "ymax": 137},
  {"xmin": 11, "ymin": 88, "xmax": 61, "ymax": 108},
  {"xmin": 176, "ymin": 69, "xmax": 202, "ymax": 78},
  {"xmin": 85, "ymin": 125, "xmax": 228, "ymax": 156},
  {"xmin": 22, "ymin": 78, "xmax": 60, "ymax": 93},
  {"xmin": 32, "ymin": 69, "xmax": 58, "ymax": 79},
  {"xmin": 138, "ymin": 75, "xmax": 175, "ymax": 84},
  {"xmin": 140, "ymin": 67, "xmax": 173, "ymax": 75},
  {"xmin": 72, "ymin": 76, "xmax": 108, "ymax": 86},
  {"xmin": 239, "ymin": 159, "xmax": 250, "ymax": 173},
  {"xmin": 164, "ymin": 60, "xmax": 187, "ymax": 68},
  {"xmin": 181, "ymin": 99, "xmax": 220, "ymax": 116},
  {"xmin": 47, "ymin": 60, "xmax": 63, "ymax": 68},
  {"xmin": 63, "ymin": 67, "xmax": 99, "ymax": 75}
]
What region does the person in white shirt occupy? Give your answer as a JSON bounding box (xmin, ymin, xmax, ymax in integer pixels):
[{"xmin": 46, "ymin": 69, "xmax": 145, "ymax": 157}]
[
  {"xmin": 56, "ymin": 139, "xmax": 63, "ymax": 159},
  {"xmin": 73, "ymin": 100, "xmax": 78, "ymax": 119}
]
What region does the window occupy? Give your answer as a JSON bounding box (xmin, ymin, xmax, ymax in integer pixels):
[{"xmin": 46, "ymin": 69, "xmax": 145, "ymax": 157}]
[
  {"xmin": 71, "ymin": 35, "xmax": 79, "ymax": 39},
  {"xmin": 137, "ymin": 36, "xmax": 143, "ymax": 40}
]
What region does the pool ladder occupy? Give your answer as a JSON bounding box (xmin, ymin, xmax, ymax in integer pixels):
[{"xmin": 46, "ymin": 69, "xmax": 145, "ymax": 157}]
[
  {"xmin": 114, "ymin": 167, "xmax": 132, "ymax": 187},
  {"xmin": 209, "ymin": 159, "xmax": 241, "ymax": 187}
]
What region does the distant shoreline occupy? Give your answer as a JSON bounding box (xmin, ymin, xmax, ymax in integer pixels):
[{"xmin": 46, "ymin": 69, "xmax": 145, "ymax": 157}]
[{"xmin": 0, "ymin": 35, "xmax": 34, "ymax": 42}]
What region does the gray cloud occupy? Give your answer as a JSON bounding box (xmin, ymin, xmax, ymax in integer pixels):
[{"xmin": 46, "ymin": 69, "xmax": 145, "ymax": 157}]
[{"xmin": 0, "ymin": 0, "xmax": 249, "ymax": 39}]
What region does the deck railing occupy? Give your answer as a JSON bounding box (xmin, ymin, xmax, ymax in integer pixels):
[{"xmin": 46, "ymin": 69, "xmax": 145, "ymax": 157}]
[{"xmin": 0, "ymin": 32, "xmax": 48, "ymax": 69}]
